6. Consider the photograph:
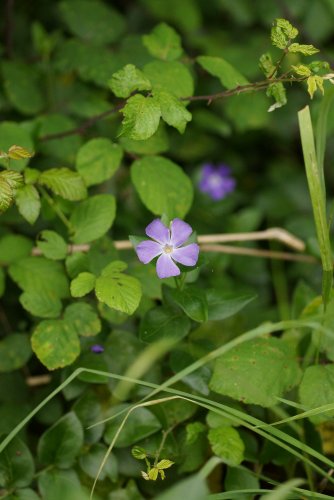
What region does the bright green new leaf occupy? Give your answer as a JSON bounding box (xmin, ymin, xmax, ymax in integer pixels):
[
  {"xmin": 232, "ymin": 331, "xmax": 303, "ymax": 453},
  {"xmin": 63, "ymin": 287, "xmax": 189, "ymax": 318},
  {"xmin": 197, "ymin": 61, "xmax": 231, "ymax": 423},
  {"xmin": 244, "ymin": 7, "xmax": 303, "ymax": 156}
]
[
  {"xmin": 70, "ymin": 272, "xmax": 96, "ymax": 297},
  {"xmin": 307, "ymin": 75, "xmax": 324, "ymax": 99},
  {"xmin": 266, "ymin": 82, "xmax": 287, "ymax": 112},
  {"xmin": 76, "ymin": 138, "xmax": 123, "ymax": 186},
  {"xmin": 210, "ymin": 337, "xmax": 301, "ymax": 407},
  {"xmin": 288, "ymin": 43, "xmax": 319, "ymax": 55},
  {"xmin": 0, "ymin": 334, "xmax": 32, "ymax": 373},
  {"xmin": 292, "ymin": 64, "xmax": 312, "ymax": 77},
  {"xmin": 109, "ymin": 64, "xmax": 151, "ymax": 98},
  {"xmin": 208, "ymin": 426, "xmax": 245, "ymax": 466},
  {"xmin": 154, "ymin": 90, "xmax": 192, "ymax": 133},
  {"xmin": 95, "ymin": 260, "xmax": 142, "ymax": 315},
  {"xmin": 38, "ymin": 412, "xmax": 84, "ymax": 467},
  {"xmin": 70, "ymin": 194, "xmax": 116, "ymax": 244},
  {"xmin": 259, "ymin": 53, "xmax": 275, "ymax": 77},
  {"xmin": 31, "ymin": 319, "xmax": 80, "ymax": 370},
  {"xmin": 0, "ymin": 170, "xmax": 24, "ymax": 190},
  {"xmin": 0, "ymin": 437, "xmax": 35, "ymax": 488},
  {"xmin": 143, "ymin": 60, "xmax": 194, "ymax": 97},
  {"xmin": 37, "ymin": 230, "xmax": 68, "ymax": 260},
  {"xmin": 140, "ymin": 305, "xmax": 191, "ymax": 343},
  {"xmin": 38, "ymin": 167, "xmax": 87, "ymax": 201},
  {"xmin": 299, "ymin": 365, "xmax": 334, "ymax": 424},
  {"xmin": 0, "ymin": 122, "xmax": 33, "ymax": 171},
  {"xmin": 131, "ymin": 155, "xmax": 193, "ymax": 218},
  {"xmin": 2, "ymin": 61, "xmax": 45, "ymax": 115},
  {"xmin": 120, "ymin": 94, "xmax": 161, "ymax": 140},
  {"xmin": 142, "ymin": 23, "xmax": 183, "ymax": 61},
  {"xmin": 271, "ymin": 18, "xmax": 298, "ymax": 49},
  {"xmin": 15, "ymin": 184, "xmax": 41, "ymax": 224},
  {"xmin": 59, "ymin": 0, "xmax": 125, "ymax": 45},
  {"xmin": 0, "ymin": 235, "xmax": 33, "ymax": 264},
  {"xmin": 275, "ymin": 18, "xmax": 299, "ymax": 39},
  {"xmin": 197, "ymin": 55, "xmax": 248, "ymax": 89},
  {"xmin": 64, "ymin": 302, "xmax": 101, "ymax": 336},
  {"xmin": 0, "ymin": 176, "xmax": 14, "ymax": 213},
  {"xmin": 20, "ymin": 290, "xmax": 63, "ymax": 318}
]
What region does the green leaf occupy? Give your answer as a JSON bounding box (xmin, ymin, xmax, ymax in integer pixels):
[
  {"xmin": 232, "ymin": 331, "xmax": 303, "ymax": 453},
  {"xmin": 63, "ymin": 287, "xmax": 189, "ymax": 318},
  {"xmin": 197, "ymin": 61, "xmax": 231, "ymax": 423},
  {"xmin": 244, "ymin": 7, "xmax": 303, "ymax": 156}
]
[
  {"xmin": 0, "ymin": 170, "xmax": 24, "ymax": 191},
  {"xmin": 206, "ymin": 290, "xmax": 256, "ymax": 321},
  {"xmin": 131, "ymin": 155, "xmax": 193, "ymax": 218},
  {"xmin": 143, "ymin": 61, "xmax": 194, "ymax": 98},
  {"xmin": 0, "ymin": 437, "xmax": 35, "ymax": 488},
  {"xmin": 76, "ymin": 138, "xmax": 123, "ymax": 186},
  {"xmin": 104, "ymin": 404, "xmax": 161, "ymax": 447},
  {"xmin": 275, "ymin": 18, "xmax": 299, "ymax": 39},
  {"xmin": 197, "ymin": 56, "xmax": 248, "ymax": 89},
  {"xmin": 20, "ymin": 290, "xmax": 62, "ymax": 318},
  {"xmin": 0, "ymin": 334, "xmax": 32, "ymax": 373},
  {"xmin": 142, "ymin": 23, "xmax": 183, "ymax": 61},
  {"xmin": 259, "ymin": 53, "xmax": 275, "ymax": 77},
  {"xmin": 2, "ymin": 61, "xmax": 45, "ymax": 115},
  {"xmin": 139, "ymin": 305, "xmax": 191, "ymax": 343},
  {"xmin": 95, "ymin": 260, "xmax": 142, "ymax": 315},
  {"xmin": 79, "ymin": 443, "xmax": 118, "ymax": 481},
  {"xmin": 59, "ymin": 0, "xmax": 125, "ymax": 45},
  {"xmin": 120, "ymin": 94, "xmax": 161, "ymax": 140},
  {"xmin": 37, "ymin": 230, "xmax": 68, "ymax": 260},
  {"xmin": 7, "ymin": 489, "xmax": 41, "ymax": 500},
  {"xmin": 0, "ymin": 235, "xmax": 33, "ymax": 264},
  {"xmin": 38, "ymin": 469, "xmax": 84, "ymax": 500},
  {"xmin": 164, "ymin": 286, "xmax": 208, "ymax": 322},
  {"xmin": 15, "ymin": 185, "xmax": 41, "ymax": 224},
  {"xmin": 208, "ymin": 426, "xmax": 245, "ymax": 466},
  {"xmin": 225, "ymin": 468, "xmax": 260, "ymax": 496},
  {"xmin": 210, "ymin": 337, "xmax": 301, "ymax": 407},
  {"xmin": 292, "ymin": 64, "xmax": 312, "ymax": 77},
  {"xmin": 109, "ymin": 64, "xmax": 151, "ymax": 98},
  {"xmin": 155, "ymin": 475, "xmax": 209, "ymax": 500},
  {"xmin": 266, "ymin": 82, "xmax": 287, "ymax": 112},
  {"xmin": 70, "ymin": 272, "xmax": 96, "ymax": 297},
  {"xmin": 9, "ymin": 256, "xmax": 69, "ymax": 298},
  {"xmin": 0, "ymin": 267, "xmax": 5, "ymax": 297},
  {"xmin": 0, "ymin": 176, "xmax": 14, "ymax": 213},
  {"xmin": 120, "ymin": 122, "xmax": 169, "ymax": 155},
  {"xmin": 38, "ymin": 167, "xmax": 87, "ymax": 201},
  {"xmin": 64, "ymin": 302, "xmax": 101, "ymax": 336},
  {"xmin": 70, "ymin": 194, "xmax": 116, "ymax": 244},
  {"xmin": 38, "ymin": 114, "xmax": 82, "ymax": 163},
  {"xmin": 38, "ymin": 412, "xmax": 84, "ymax": 467},
  {"xmin": 271, "ymin": 18, "xmax": 298, "ymax": 49},
  {"xmin": 288, "ymin": 43, "xmax": 319, "ymax": 55},
  {"xmin": 31, "ymin": 319, "xmax": 80, "ymax": 370},
  {"xmin": 307, "ymin": 75, "xmax": 324, "ymax": 99},
  {"xmin": 0, "ymin": 122, "xmax": 33, "ymax": 171},
  {"xmin": 299, "ymin": 365, "xmax": 334, "ymax": 424},
  {"xmin": 154, "ymin": 90, "xmax": 192, "ymax": 133}
]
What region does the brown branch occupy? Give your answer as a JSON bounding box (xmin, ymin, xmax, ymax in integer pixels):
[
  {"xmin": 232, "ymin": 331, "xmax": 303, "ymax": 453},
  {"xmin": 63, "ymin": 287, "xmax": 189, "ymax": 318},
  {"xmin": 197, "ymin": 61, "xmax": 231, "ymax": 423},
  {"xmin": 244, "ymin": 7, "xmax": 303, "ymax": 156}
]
[
  {"xmin": 200, "ymin": 244, "xmax": 316, "ymax": 263},
  {"xmin": 4, "ymin": 0, "xmax": 14, "ymax": 59}
]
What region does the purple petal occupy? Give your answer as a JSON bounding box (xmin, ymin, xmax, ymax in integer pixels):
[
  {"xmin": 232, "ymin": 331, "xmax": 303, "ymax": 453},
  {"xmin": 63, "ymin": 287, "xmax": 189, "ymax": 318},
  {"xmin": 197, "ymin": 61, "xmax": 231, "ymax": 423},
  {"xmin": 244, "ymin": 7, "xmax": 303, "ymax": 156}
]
[
  {"xmin": 145, "ymin": 219, "xmax": 170, "ymax": 244},
  {"xmin": 172, "ymin": 243, "xmax": 199, "ymax": 266},
  {"xmin": 170, "ymin": 218, "xmax": 193, "ymax": 247},
  {"xmin": 91, "ymin": 344, "xmax": 104, "ymax": 353},
  {"xmin": 136, "ymin": 240, "xmax": 162, "ymax": 264},
  {"xmin": 156, "ymin": 253, "xmax": 180, "ymax": 279}
]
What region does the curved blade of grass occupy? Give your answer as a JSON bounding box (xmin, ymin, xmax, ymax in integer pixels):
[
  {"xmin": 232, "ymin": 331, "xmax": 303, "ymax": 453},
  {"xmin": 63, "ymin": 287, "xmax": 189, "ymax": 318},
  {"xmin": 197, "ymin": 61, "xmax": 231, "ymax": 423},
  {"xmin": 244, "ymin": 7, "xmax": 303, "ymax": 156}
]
[{"xmin": 316, "ymin": 86, "xmax": 334, "ymax": 183}]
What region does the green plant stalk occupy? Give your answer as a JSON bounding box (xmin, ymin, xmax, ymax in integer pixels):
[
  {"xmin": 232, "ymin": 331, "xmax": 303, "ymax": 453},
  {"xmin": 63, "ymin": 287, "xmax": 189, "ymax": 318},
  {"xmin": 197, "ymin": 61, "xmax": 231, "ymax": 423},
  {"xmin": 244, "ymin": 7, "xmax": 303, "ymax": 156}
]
[
  {"xmin": 315, "ymin": 86, "xmax": 334, "ymax": 193},
  {"xmin": 39, "ymin": 186, "xmax": 73, "ymax": 231},
  {"xmin": 298, "ymin": 105, "xmax": 333, "ymax": 308}
]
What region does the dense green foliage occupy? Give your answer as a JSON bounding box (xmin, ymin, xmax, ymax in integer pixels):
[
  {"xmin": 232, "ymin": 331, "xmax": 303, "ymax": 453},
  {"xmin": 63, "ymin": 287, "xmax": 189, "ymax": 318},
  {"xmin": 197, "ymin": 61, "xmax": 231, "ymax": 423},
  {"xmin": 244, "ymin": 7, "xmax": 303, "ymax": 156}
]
[{"xmin": 2, "ymin": 1, "xmax": 334, "ymax": 498}]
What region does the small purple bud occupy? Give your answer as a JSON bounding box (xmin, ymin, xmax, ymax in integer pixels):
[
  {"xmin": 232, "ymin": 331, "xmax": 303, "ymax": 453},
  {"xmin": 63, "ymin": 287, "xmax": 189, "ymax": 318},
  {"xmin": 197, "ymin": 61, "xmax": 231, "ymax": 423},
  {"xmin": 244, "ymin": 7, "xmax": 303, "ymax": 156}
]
[
  {"xmin": 91, "ymin": 344, "xmax": 104, "ymax": 354},
  {"xmin": 199, "ymin": 163, "xmax": 236, "ymax": 201}
]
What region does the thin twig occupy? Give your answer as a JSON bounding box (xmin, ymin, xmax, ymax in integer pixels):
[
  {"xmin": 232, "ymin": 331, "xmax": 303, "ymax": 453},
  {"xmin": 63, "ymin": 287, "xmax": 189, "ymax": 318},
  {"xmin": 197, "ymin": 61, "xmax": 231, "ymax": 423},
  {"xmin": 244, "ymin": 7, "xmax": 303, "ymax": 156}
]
[
  {"xmin": 26, "ymin": 375, "xmax": 52, "ymax": 387},
  {"xmin": 200, "ymin": 244, "xmax": 316, "ymax": 263}
]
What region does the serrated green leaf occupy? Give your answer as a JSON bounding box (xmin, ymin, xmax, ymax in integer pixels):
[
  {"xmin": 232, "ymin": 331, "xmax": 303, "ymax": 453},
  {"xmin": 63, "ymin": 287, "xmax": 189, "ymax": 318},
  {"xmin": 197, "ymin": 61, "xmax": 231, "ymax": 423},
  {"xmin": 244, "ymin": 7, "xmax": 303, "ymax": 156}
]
[
  {"xmin": 59, "ymin": 0, "xmax": 125, "ymax": 45},
  {"xmin": 266, "ymin": 82, "xmax": 287, "ymax": 112},
  {"xmin": 120, "ymin": 122, "xmax": 169, "ymax": 155},
  {"xmin": 197, "ymin": 56, "xmax": 248, "ymax": 89},
  {"xmin": 292, "ymin": 64, "xmax": 312, "ymax": 77},
  {"xmin": 0, "ymin": 122, "xmax": 33, "ymax": 171},
  {"xmin": 132, "ymin": 446, "xmax": 147, "ymax": 460},
  {"xmin": 109, "ymin": 64, "xmax": 151, "ymax": 98},
  {"xmin": 208, "ymin": 426, "xmax": 245, "ymax": 466},
  {"xmin": 0, "ymin": 235, "xmax": 33, "ymax": 264},
  {"xmin": 299, "ymin": 365, "xmax": 334, "ymax": 424},
  {"xmin": 2, "ymin": 61, "xmax": 45, "ymax": 115},
  {"xmin": 289, "ymin": 43, "xmax": 319, "ymax": 55},
  {"xmin": 0, "ymin": 170, "xmax": 24, "ymax": 191},
  {"xmin": 307, "ymin": 75, "xmax": 324, "ymax": 98},
  {"xmin": 271, "ymin": 27, "xmax": 288, "ymax": 50},
  {"xmin": 143, "ymin": 60, "xmax": 194, "ymax": 98},
  {"xmin": 131, "ymin": 155, "xmax": 193, "ymax": 218},
  {"xmin": 64, "ymin": 302, "xmax": 101, "ymax": 336},
  {"xmin": 0, "ymin": 334, "xmax": 32, "ymax": 372},
  {"xmin": 8, "ymin": 145, "xmax": 34, "ymax": 160},
  {"xmin": 38, "ymin": 412, "xmax": 84, "ymax": 467},
  {"xmin": 259, "ymin": 53, "xmax": 275, "ymax": 77},
  {"xmin": 70, "ymin": 194, "xmax": 116, "ymax": 244},
  {"xmin": 120, "ymin": 94, "xmax": 161, "ymax": 140},
  {"xmin": 154, "ymin": 90, "xmax": 192, "ymax": 133},
  {"xmin": 76, "ymin": 138, "xmax": 123, "ymax": 186},
  {"xmin": 15, "ymin": 184, "xmax": 41, "ymax": 224},
  {"xmin": 95, "ymin": 260, "xmax": 142, "ymax": 315},
  {"xmin": 31, "ymin": 319, "xmax": 80, "ymax": 370},
  {"xmin": 275, "ymin": 18, "xmax": 298, "ymax": 39},
  {"xmin": 0, "ymin": 437, "xmax": 35, "ymax": 488},
  {"xmin": 20, "ymin": 290, "xmax": 62, "ymax": 318},
  {"xmin": 0, "ymin": 176, "xmax": 14, "ymax": 213},
  {"xmin": 271, "ymin": 18, "xmax": 298, "ymax": 49},
  {"xmin": 156, "ymin": 459, "xmax": 174, "ymax": 470},
  {"xmin": 36, "ymin": 230, "xmax": 68, "ymax": 260},
  {"xmin": 70, "ymin": 272, "xmax": 96, "ymax": 297},
  {"xmin": 142, "ymin": 23, "xmax": 183, "ymax": 61},
  {"xmin": 38, "ymin": 167, "xmax": 87, "ymax": 201},
  {"xmin": 210, "ymin": 337, "xmax": 301, "ymax": 407}
]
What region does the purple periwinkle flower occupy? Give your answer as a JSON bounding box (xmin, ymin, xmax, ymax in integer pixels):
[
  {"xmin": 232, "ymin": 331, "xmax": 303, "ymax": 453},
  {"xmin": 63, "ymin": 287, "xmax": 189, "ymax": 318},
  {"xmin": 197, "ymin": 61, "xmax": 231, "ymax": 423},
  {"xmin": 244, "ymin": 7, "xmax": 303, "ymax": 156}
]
[
  {"xmin": 199, "ymin": 163, "xmax": 236, "ymax": 201},
  {"xmin": 91, "ymin": 344, "xmax": 104, "ymax": 354},
  {"xmin": 135, "ymin": 218, "xmax": 199, "ymax": 279}
]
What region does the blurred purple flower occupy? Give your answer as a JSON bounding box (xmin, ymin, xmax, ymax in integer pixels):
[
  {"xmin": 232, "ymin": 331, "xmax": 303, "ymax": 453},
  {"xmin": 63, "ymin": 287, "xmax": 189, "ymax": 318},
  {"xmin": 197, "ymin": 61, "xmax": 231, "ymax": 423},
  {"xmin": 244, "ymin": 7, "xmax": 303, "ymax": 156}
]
[
  {"xmin": 135, "ymin": 218, "xmax": 199, "ymax": 279},
  {"xmin": 199, "ymin": 163, "xmax": 236, "ymax": 200},
  {"xmin": 91, "ymin": 344, "xmax": 104, "ymax": 354}
]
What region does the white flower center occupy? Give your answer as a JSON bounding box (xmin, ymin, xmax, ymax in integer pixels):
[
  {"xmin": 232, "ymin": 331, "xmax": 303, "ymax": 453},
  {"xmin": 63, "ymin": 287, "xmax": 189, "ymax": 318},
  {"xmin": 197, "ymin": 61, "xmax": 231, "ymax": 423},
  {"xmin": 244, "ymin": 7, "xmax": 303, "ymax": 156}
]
[
  {"xmin": 163, "ymin": 244, "xmax": 173, "ymax": 254},
  {"xmin": 208, "ymin": 173, "xmax": 222, "ymax": 188}
]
